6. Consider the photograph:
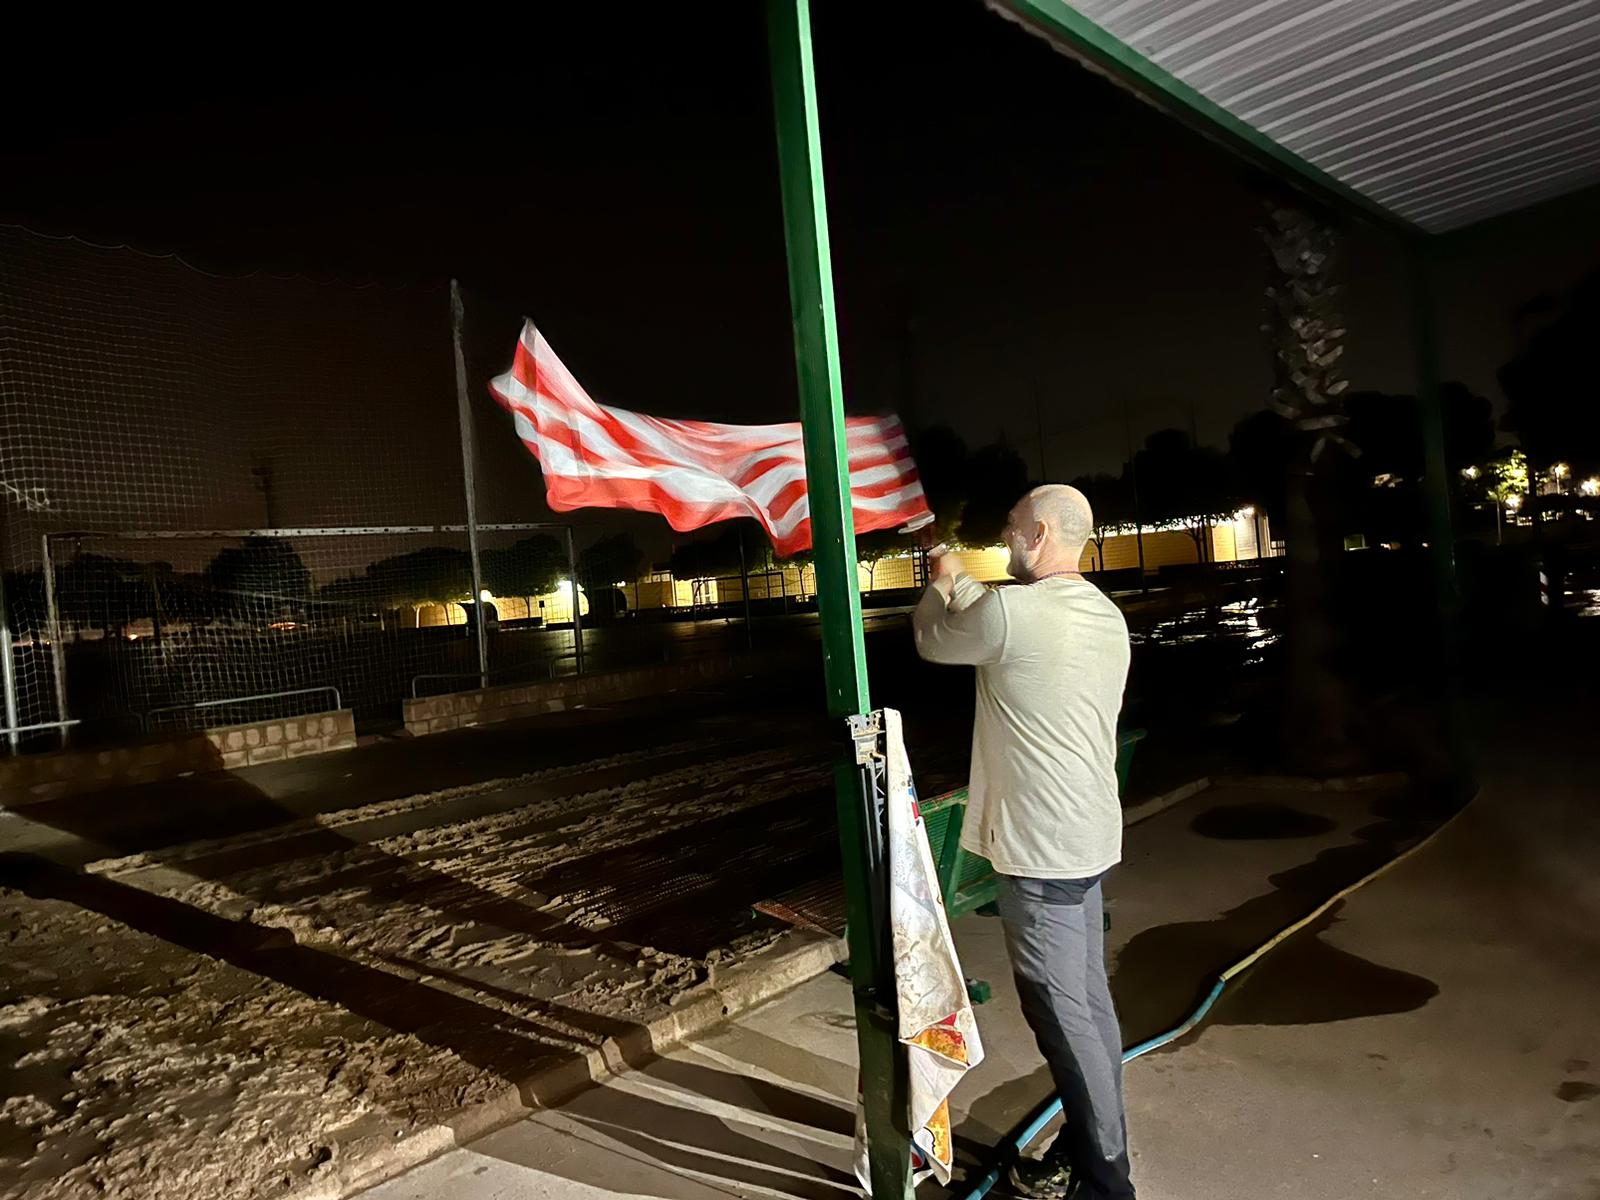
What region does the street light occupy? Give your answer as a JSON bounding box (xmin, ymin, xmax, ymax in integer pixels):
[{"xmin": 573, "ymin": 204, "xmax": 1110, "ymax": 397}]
[
  {"xmin": 1581, "ymin": 477, "xmax": 1600, "ymax": 497},
  {"xmin": 1491, "ymin": 492, "xmax": 1523, "ymax": 544},
  {"xmin": 1461, "ymin": 466, "xmax": 1480, "ymax": 480}
]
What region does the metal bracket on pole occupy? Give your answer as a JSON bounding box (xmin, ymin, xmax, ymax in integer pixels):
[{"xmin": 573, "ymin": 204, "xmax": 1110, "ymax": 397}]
[
  {"xmin": 847, "ymin": 711, "xmax": 895, "ymax": 1007},
  {"xmin": 848, "ymin": 711, "xmax": 882, "ymax": 765}
]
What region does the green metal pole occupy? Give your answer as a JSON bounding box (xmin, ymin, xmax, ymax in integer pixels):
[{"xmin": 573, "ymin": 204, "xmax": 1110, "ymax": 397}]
[
  {"xmin": 1409, "ymin": 241, "xmax": 1472, "ymax": 799},
  {"xmin": 766, "ymin": 3, "xmax": 912, "ymax": 1197},
  {"xmin": 1409, "ymin": 245, "xmax": 1457, "ymax": 612},
  {"xmin": 766, "ymin": 0, "xmax": 868, "ymax": 721}
]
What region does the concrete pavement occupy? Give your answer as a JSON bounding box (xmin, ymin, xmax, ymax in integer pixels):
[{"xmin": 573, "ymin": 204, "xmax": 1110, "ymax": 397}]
[
  {"xmin": 1120, "ymin": 702, "xmax": 1600, "ymax": 1200},
  {"xmin": 365, "ymin": 772, "xmax": 1539, "ymax": 1200}
]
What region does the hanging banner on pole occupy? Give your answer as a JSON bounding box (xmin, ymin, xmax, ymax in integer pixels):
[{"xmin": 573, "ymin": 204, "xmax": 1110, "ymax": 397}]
[
  {"xmin": 854, "ymin": 708, "xmax": 984, "ymax": 1187},
  {"xmin": 488, "ymin": 321, "xmax": 932, "ymax": 556}
]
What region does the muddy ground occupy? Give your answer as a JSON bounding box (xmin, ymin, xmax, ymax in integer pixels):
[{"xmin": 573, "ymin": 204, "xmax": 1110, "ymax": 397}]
[
  {"xmin": 0, "ymin": 679, "xmax": 976, "ymax": 1200},
  {"xmin": 0, "ymin": 609, "xmax": 1281, "ymax": 1200}
]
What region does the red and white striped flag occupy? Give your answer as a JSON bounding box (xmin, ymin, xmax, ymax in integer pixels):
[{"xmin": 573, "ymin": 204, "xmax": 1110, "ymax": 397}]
[{"xmin": 489, "ymin": 321, "xmax": 932, "ymax": 556}]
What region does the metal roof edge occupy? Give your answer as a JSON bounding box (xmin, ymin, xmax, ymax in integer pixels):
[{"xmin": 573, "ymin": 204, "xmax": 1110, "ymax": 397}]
[
  {"xmin": 983, "ymin": 0, "xmax": 1428, "ymax": 239},
  {"xmin": 1435, "ymin": 178, "xmax": 1600, "ymax": 246}
]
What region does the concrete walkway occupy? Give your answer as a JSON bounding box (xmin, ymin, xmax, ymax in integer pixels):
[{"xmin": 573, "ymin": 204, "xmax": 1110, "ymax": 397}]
[
  {"xmin": 1121, "ymin": 706, "xmax": 1600, "ymax": 1200},
  {"xmin": 361, "ymin": 765, "xmax": 1586, "ymax": 1200}
]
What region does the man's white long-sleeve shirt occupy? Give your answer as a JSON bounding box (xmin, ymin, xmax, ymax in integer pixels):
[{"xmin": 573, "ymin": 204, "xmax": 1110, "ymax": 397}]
[{"xmin": 912, "ymin": 572, "xmax": 1130, "ymax": 879}]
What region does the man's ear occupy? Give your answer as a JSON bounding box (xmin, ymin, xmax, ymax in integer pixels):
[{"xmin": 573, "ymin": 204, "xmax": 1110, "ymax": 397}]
[{"xmin": 1033, "ymin": 520, "xmax": 1048, "ymax": 547}]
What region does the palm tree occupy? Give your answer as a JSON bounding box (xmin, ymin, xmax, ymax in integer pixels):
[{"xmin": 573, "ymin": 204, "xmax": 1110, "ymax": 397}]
[{"xmin": 1261, "ymin": 203, "xmax": 1362, "ymax": 772}]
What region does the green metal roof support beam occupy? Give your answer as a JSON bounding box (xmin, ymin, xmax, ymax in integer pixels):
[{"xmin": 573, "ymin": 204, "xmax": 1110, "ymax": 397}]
[
  {"xmin": 766, "ymin": 3, "xmax": 912, "ymax": 1197},
  {"xmin": 1413, "ymin": 271, "xmax": 1467, "ymax": 796},
  {"xmin": 984, "ymin": 1, "xmax": 1456, "ymax": 596},
  {"xmin": 1409, "ymin": 246, "xmax": 1458, "ymax": 616},
  {"xmin": 986, "ymin": 0, "xmax": 1425, "ymax": 238},
  {"xmin": 1409, "ymin": 244, "xmax": 1474, "ymax": 799},
  {"xmin": 987, "ymin": 0, "xmax": 1464, "ymax": 751}
]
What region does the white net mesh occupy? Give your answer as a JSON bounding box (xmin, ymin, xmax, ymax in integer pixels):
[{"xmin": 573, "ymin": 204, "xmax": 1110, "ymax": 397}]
[
  {"xmin": 40, "ymin": 527, "xmax": 587, "ymax": 733},
  {"xmin": 0, "ymin": 227, "xmax": 589, "ymax": 745}
]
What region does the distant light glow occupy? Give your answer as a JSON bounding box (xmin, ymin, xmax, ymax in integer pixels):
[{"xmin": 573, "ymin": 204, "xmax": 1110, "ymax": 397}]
[
  {"xmin": 1505, "ymin": 494, "xmax": 1523, "ymax": 511},
  {"xmin": 1235, "ymin": 506, "xmax": 1256, "ymax": 520},
  {"xmin": 1551, "ymin": 463, "xmax": 1570, "ymax": 479},
  {"xmin": 479, "ymin": 590, "xmax": 493, "ymax": 602},
  {"xmin": 1461, "ymin": 466, "xmax": 1480, "ymax": 480},
  {"xmin": 1582, "ymin": 478, "xmax": 1600, "ymax": 497}
]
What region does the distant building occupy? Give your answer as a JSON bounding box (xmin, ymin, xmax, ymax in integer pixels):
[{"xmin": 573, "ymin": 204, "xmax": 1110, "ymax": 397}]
[{"xmin": 416, "ymin": 510, "xmax": 1276, "ymax": 621}]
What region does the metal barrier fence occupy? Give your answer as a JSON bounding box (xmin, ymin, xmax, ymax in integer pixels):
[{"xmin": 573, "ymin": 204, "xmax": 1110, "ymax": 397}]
[{"xmin": 15, "ymin": 523, "xmax": 590, "ymax": 742}]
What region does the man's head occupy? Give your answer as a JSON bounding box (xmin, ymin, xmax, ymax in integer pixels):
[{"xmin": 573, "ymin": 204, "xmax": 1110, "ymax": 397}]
[{"xmin": 1002, "ymin": 485, "xmax": 1094, "ymax": 582}]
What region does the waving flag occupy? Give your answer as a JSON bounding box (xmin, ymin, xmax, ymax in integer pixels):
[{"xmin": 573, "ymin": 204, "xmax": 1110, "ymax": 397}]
[{"xmin": 489, "ymin": 322, "xmax": 931, "ymax": 556}]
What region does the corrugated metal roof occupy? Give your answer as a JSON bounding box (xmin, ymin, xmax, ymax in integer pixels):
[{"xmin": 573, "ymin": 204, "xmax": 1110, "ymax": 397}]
[{"xmin": 1011, "ymin": 0, "xmax": 1600, "ymax": 232}]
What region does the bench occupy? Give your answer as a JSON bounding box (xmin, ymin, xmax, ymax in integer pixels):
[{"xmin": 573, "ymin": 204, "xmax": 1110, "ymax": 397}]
[
  {"xmin": 752, "ymin": 728, "xmax": 1148, "ymax": 938},
  {"xmin": 923, "ymin": 728, "xmax": 1147, "ymax": 918}
]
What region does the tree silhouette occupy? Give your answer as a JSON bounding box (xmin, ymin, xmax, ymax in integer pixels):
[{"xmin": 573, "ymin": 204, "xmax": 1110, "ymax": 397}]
[
  {"xmin": 482, "ymin": 535, "xmax": 565, "ymax": 600},
  {"xmin": 669, "ymin": 526, "xmax": 749, "ymax": 581},
  {"xmin": 205, "ymin": 538, "xmax": 311, "ymax": 621},
  {"xmin": 148, "ymin": 563, "xmax": 209, "ymax": 629},
  {"xmin": 1261, "ymin": 202, "xmax": 1359, "ymax": 772},
  {"xmin": 1228, "ymin": 410, "xmax": 1293, "ymax": 527},
  {"xmin": 1070, "ymin": 473, "xmax": 1137, "ymax": 570},
  {"xmin": 1500, "ymin": 272, "xmax": 1600, "ymax": 475},
  {"xmin": 363, "ymin": 547, "xmax": 471, "ymax": 625},
  {"xmin": 576, "ymin": 534, "xmax": 644, "ymax": 590},
  {"xmin": 1345, "ymin": 384, "xmax": 1494, "ymax": 483},
  {"xmin": 1133, "ymin": 429, "xmax": 1234, "ymax": 563},
  {"xmin": 1337, "ymin": 382, "xmax": 1497, "ymax": 545},
  {"xmin": 855, "ymin": 529, "xmax": 904, "ymax": 593},
  {"xmin": 957, "ymin": 443, "xmax": 1030, "ymax": 547},
  {"xmin": 56, "ymin": 553, "xmax": 152, "ymax": 634},
  {"xmin": 909, "ymin": 425, "xmax": 970, "ymax": 541},
  {"xmin": 577, "ymin": 534, "xmax": 644, "ymax": 620},
  {"xmin": 1, "ymin": 569, "xmax": 45, "ymax": 635}
]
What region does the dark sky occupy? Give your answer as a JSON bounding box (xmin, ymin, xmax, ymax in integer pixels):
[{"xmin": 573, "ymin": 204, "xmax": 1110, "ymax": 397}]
[{"xmin": 4, "ymin": 4, "xmax": 1597, "ymax": 558}]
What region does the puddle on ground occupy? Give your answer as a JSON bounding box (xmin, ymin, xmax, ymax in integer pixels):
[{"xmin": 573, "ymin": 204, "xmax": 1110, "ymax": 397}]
[
  {"xmin": 1112, "ymin": 792, "xmax": 1441, "ymax": 1045},
  {"xmin": 1210, "ymin": 907, "xmax": 1438, "ymax": 1026},
  {"xmin": 1114, "ymin": 899, "xmax": 1437, "ymax": 1047},
  {"xmin": 1190, "ymin": 801, "xmax": 1338, "ymax": 840}
]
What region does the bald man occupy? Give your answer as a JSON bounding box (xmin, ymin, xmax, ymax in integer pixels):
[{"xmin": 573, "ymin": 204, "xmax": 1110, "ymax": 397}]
[{"xmin": 913, "ymin": 485, "xmax": 1134, "ymax": 1200}]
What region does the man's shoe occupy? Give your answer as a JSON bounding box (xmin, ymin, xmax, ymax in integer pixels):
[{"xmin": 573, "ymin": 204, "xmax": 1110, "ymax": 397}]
[{"xmin": 1006, "ymin": 1156, "xmax": 1074, "ymax": 1199}]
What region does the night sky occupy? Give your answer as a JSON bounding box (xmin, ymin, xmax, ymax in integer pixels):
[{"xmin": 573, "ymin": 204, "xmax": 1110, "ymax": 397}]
[{"xmin": 4, "ymin": 4, "xmax": 1597, "ymax": 558}]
